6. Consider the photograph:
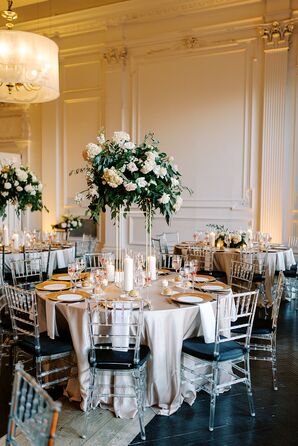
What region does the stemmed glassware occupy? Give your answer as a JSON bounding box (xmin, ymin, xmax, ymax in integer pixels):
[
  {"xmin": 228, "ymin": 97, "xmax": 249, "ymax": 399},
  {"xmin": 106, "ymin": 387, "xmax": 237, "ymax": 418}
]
[
  {"xmin": 172, "ymin": 255, "xmax": 182, "ymax": 277},
  {"xmin": 189, "ymin": 259, "xmax": 198, "ymax": 291},
  {"xmin": 68, "ymin": 262, "xmax": 80, "ymax": 291}
]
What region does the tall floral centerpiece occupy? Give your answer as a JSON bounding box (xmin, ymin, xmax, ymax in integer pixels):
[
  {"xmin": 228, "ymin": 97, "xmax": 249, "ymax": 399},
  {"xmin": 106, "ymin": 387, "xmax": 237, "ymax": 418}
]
[
  {"xmin": 52, "ymin": 215, "xmax": 82, "ymax": 241},
  {"xmin": 0, "ymin": 164, "xmax": 45, "ymax": 219},
  {"xmin": 74, "ymin": 130, "xmax": 190, "ymax": 224}
]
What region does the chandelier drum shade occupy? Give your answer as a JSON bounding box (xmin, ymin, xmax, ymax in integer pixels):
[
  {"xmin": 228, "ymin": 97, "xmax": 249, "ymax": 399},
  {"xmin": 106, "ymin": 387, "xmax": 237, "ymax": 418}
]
[{"xmin": 0, "ymin": 1, "xmax": 59, "ymax": 103}]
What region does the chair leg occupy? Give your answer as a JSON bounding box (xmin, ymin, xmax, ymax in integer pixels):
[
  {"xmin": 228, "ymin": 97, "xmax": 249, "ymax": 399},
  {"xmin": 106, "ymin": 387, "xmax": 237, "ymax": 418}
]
[
  {"xmin": 245, "ymin": 354, "xmax": 255, "ymax": 416},
  {"xmin": 35, "ymin": 357, "xmax": 43, "ymax": 386},
  {"xmin": 209, "ymin": 363, "xmax": 219, "ymax": 432},
  {"xmin": 271, "ymin": 335, "xmax": 278, "ymax": 391},
  {"xmin": 81, "ymin": 366, "xmax": 96, "ymax": 439},
  {"xmin": 133, "ymin": 368, "xmax": 146, "ymax": 441}
]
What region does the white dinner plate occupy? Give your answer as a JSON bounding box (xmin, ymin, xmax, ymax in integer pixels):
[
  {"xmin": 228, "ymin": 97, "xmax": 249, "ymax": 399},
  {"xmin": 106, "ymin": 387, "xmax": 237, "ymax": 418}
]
[
  {"xmin": 56, "ymin": 293, "xmax": 84, "ymax": 302},
  {"xmin": 44, "ymin": 283, "xmax": 68, "ymax": 291},
  {"xmin": 57, "ymin": 275, "xmax": 72, "ymax": 281},
  {"xmin": 195, "ymin": 277, "xmax": 210, "ymax": 283},
  {"xmin": 201, "ymin": 284, "xmax": 226, "ymax": 291},
  {"xmin": 175, "ymin": 295, "xmax": 203, "ymax": 304}
]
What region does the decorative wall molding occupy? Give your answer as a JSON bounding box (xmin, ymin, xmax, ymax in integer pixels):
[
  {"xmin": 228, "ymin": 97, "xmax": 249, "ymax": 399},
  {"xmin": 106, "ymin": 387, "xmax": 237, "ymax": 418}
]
[
  {"xmin": 103, "ymin": 47, "xmax": 128, "ymax": 65},
  {"xmin": 259, "ymin": 21, "xmax": 294, "ymax": 49}
]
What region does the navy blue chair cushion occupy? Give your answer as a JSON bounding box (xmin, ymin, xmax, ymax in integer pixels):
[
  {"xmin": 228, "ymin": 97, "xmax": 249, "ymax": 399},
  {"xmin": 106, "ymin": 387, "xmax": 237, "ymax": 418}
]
[
  {"xmin": 89, "ymin": 344, "xmax": 150, "ymax": 370},
  {"xmin": 253, "ymin": 273, "xmax": 265, "ymax": 282},
  {"xmin": 18, "ymin": 332, "xmax": 73, "ymax": 356},
  {"xmin": 182, "ymin": 336, "xmax": 247, "ymax": 362},
  {"xmin": 0, "ymin": 311, "xmax": 11, "ymax": 330}
]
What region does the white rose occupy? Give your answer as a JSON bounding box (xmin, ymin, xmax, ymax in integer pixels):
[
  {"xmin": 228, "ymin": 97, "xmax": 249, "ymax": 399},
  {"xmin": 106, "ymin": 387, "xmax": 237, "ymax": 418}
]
[
  {"xmin": 123, "ymin": 141, "xmax": 135, "ymax": 150},
  {"xmin": 173, "ymin": 196, "xmax": 183, "ymax": 211},
  {"xmin": 171, "ymin": 177, "xmax": 179, "ymax": 187},
  {"xmin": 141, "ymin": 159, "xmax": 156, "ymax": 174},
  {"xmin": 61, "ymin": 223, "xmax": 67, "ymax": 228},
  {"xmin": 3, "ymin": 173, "xmax": 7, "ymax": 179},
  {"xmin": 31, "ymin": 190, "xmax": 36, "ymax": 196},
  {"xmin": 102, "ymin": 167, "xmax": 123, "ymax": 188},
  {"xmin": 24, "ymin": 184, "xmax": 33, "ymax": 193},
  {"xmin": 16, "ymin": 186, "xmax": 23, "ymax": 192},
  {"xmin": 136, "ymin": 177, "xmax": 147, "ymax": 188},
  {"xmin": 2, "ymin": 191, "xmax": 8, "ymax": 197},
  {"xmin": 14, "ymin": 181, "xmax": 19, "ymax": 186},
  {"xmin": 158, "ymin": 193, "xmax": 170, "ymax": 204},
  {"xmin": 125, "ymin": 182, "xmax": 137, "ymax": 191},
  {"xmin": 112, "ymin": 131, "xmax": 130, "ymax": 145},
  {"xmin": 72, "ymin": 221, "xmax": 78, "ymax": 227},
  {"xmin": 127, "ymin": 162, "xmax": 138, "ymax": 173},
  {"xmin": 145, "ymin": 151, "xmax": 157, "ymax": 160},
  {"xmin": 31, "ymin": 174, "xmax": 37, "ymax": 182},
  {"xmin": 38, "ymin": 183, "xmax": 43, "ymax": 192},
  {"xmin": 4, "ymin": 182, "xmax": 11, "ymax": 189}
]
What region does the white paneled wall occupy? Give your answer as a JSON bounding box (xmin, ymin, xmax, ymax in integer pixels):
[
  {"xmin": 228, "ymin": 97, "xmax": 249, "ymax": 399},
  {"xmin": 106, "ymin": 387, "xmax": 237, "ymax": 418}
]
[{"xmin": 1, "ymin": 0, "xmax": 297, "ymax": 248}]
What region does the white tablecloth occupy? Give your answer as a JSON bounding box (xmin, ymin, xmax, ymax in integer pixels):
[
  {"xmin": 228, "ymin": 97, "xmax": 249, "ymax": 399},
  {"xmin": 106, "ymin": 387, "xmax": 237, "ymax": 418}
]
[
  {"xmin": 4, "ymin": 246, "xmax": 75, "ymax": 276},
  {"xmin": 37, "ymin": 277, "xmax": 233, "ymax": 418}
]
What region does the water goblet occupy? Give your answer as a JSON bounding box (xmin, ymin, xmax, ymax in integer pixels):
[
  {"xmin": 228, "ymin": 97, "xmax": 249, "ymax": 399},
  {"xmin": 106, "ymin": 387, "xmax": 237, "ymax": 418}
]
[
  {"xmin": 189, "ymin": 259, "xmax": 198, "ymax": 291},
  {"xmin": 172, "ymin": 255, "xmax": 182, "ymax": 277}
]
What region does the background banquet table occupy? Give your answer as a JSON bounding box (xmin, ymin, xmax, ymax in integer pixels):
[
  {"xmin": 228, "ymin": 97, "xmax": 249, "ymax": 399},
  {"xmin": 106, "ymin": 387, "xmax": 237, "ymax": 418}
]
[
  {"xmin": 174, "ymin": 244, "xmax": 295, "ymax": 304},
  {"xmin": 36, "ymin": 277, "xmax": 231, "ymax": 419},
  {"xmin": 3, "ymin": 246, "xmax": 75, "ymax": 276}
]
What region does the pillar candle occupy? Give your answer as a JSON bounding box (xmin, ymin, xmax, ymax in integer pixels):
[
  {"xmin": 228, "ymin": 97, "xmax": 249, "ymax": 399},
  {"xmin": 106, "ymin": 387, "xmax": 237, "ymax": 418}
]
[
  {"xmin": 124, "ymin": 255, "xmax": 134, "ymax": 291},
  {"xmin": 3, "ymin": 225, "xmax": 9, "ymax": 246},
  {"xmin": 12, "ymin": 233, "xmax": 20, "ymax": 251},
  {"xmin": 209, "ymin": 232, "xmax": 216, "ymax": 248},
  {"xmin": 106, "ymin": 262, "xmax": 115, "ymax": 282},
  {"xmin": 147, "ymin": 255, "xmax": 157, "ymax": 281}
]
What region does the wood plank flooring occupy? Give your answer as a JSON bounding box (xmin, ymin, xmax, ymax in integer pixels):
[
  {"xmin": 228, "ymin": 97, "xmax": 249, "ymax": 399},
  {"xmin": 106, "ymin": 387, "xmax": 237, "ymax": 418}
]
[{"xmin": 130, "ymin": 300, "xmax": 298, "ymax": 445}]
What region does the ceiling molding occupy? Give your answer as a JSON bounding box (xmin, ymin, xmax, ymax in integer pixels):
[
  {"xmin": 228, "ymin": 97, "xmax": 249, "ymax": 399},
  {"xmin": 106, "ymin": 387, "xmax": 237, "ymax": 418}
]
[{"xmin": 1, "ymin": 0, "xmax": 264, "ymax": 38}]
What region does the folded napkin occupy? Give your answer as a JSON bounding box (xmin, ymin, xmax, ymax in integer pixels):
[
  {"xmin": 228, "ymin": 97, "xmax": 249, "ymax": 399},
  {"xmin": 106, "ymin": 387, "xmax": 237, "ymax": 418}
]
[
  {"xmin": 111, "ymin": 302, "xmax": 130, "ymax": 352},
  {"xmin": 199, "ymin": 302, "xmax": 216, "ymax": 343},
  {"xmin": 45, "ymin": 299, "xmax": 59, "ymax": 339}
]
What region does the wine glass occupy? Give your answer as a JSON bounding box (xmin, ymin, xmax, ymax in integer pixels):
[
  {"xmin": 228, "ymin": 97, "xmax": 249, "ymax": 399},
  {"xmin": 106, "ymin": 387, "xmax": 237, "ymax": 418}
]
[
  {"xmin": 189, "ymin": 259, "xmax": 198, "ymax": 291},
  {"xmin": 172, "ymin": 255, "xmax": 182, "ymax": 277},
  {"xmin": 134, "ymin": 267, "xmax": 145, "ymax": 298},
  {"xmin": 68, "ymin": 262, "xmax": 80, "ymax": 291}
]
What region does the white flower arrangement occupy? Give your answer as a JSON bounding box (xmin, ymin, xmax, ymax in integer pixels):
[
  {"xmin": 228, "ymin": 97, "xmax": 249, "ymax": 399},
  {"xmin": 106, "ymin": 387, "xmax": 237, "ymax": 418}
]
[
  {"xmin": 0, "ymin": 164, "xmax": 45, "ymax": 218},
  {"xmin": 71, "ymin": 129, "xmax": 191, "ymax": 224},
  {"xmin": 52, "ymin": 215, "xmax": 82, "ymax": 232},
  {"xmin": 207, "ymin": 224, "xmax": 247, "ymax": 248}
]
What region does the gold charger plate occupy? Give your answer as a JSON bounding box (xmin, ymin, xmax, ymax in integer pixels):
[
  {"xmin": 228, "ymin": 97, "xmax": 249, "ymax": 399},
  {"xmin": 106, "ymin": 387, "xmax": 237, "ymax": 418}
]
[
  {"xmin": 51, "ymin": 272, "xmax": 88, "ymax": 281},
  {"xmin": 171, "ymin": 291, "xmax": 213, "ymax": 304},
  {"xmin": 36, "ymin": 280, "xmax": 71, "ymax": 292},
  {"xmin": 195, "ymin": 274, "xmax": 216, "ymax": 283},
  {"xmin": 47, "ymin": 290, "xmax": 91, "ymax": 302}
]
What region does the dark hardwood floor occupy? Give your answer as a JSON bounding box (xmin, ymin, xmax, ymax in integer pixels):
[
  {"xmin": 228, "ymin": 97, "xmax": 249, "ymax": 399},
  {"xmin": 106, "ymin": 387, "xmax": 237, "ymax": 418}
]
[
  {"xmin": 131, "ymin": 300, "xmax": 298, "ymax": 446},
  {"xmin": 1, "ymin": 300, "xmax": 297, "ymax": 444}
]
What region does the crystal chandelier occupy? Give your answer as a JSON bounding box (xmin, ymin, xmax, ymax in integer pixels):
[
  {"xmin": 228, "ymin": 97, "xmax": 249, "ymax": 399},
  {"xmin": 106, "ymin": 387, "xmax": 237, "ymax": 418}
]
[{"xmin": 0, "ymin": 0, "xmax": 59, "ymax": 103}]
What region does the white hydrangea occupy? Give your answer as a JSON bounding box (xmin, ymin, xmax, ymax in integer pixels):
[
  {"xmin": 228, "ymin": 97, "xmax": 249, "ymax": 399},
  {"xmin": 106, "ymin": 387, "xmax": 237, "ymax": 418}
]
[
  {"xmin": 61, "ymin": 222, "xmax": 67, "ymax": 228},
  {"xmin": 16, "ymin": 168, "xmax": 28, "ymax": 182},
  {"xmin": 173, "ymin": 196, "xmax": 183, "ymax": 211},
  {"xmin": 38, "ymin": 183, "xmax": 43, "ymax": 192},
  {"xmin": 141, "ymin": 159, "xmax": 156, "ymax": 174},
  {"xmin": 136, "ymin": 177, "xmax": 147, "ymax": 188},
  {"xmin": 71, "ymin": 220, "xmax": 78, "ymax": 227},
  {"xmin": 232, "ymin": 233, "xmax": 242, "ymax": 244},
  {"xmin": 83, "ymin": 143, "xmax": 102, "ymax": 161},
  {"xmin": 89, "ymin": 187, "xmax": 99, "ymax": 198},
  {"xmin": 127, "ymin": 162, "xmax": 138, "ymax": 173},
  {"xmin": 145, "ymin": 151, "xmax": 157, "ymax": 160},
  {"xmin": 125, "ymin": 182, "xmax": 137, "ymax": 191},
  {"xmin": 4, "ymin": 182, "xmax": 11, "ymax": 189},
  {"xmin": 14, "ymin": 181, "xmax": 19, "ymax": 186},
  {"xmin": 97, "ymin": 131, "xmax": 105, "ymax": 145},
  {"xmin": 112, "ymin": 131, "xmax": 130, "ymax": 146},
  {"xmin": 102, "ymin": 167, "xmax": 123, "ymax": 188},
  {"xmin": 158, "ymin": 193, "xmax": 170, "ymax": 204}
]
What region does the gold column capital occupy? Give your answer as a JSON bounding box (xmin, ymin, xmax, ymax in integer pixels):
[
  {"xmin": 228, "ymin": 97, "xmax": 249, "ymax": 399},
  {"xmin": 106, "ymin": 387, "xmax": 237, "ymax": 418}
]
[{"xmin": 258, "ymin": 21, "xmax": 294, "ymax": 49}]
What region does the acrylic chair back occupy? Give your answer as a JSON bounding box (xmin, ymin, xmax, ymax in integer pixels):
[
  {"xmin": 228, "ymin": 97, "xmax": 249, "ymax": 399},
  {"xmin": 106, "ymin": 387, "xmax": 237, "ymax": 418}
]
[
  {"xmin": 10, "ymin": 258, "xmax": 43, "ymax": 288},
  {"xmin": 75, "ymin": 240, "xmax": 98, "ymax": 258},
  {"xmin": 188, "ymin": 247, "xmax": 214, "ymax": 272},
  {"xmin": 240, "ymin": 251, "xmax": 268, "ymax": 276},
  {"xmin": 5, "ymin": 285, "xmax": 40, "ymax": 352},
  {"xmin": 6, "ymin": 362, "xmax": 61, "ymax": 446},
  {"xmin": 229, "ymin": 260, "xmax": 254, "ymax": 293},
  {"xmin": 214, "ymin": 291, "xmax": 259, "ymax": 358},
  {"xmin": 156, "ymin": 232, "xmax": 179, "ymax": 254},
  {"xmin": 87, "ymin": 299, "xmax": 145, "ymax": 366},
  {"xmin": 271, "ymin": 271, "xmax": 285, "ymax": 330}
]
